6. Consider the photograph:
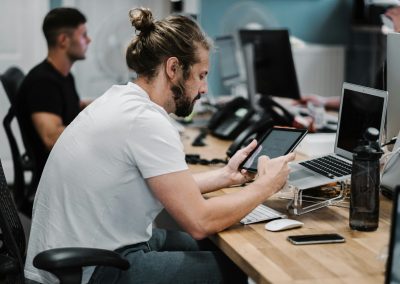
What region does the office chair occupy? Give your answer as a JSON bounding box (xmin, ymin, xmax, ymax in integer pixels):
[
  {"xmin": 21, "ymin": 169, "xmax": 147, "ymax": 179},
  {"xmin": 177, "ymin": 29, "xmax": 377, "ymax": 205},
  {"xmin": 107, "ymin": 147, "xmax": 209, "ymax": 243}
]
[
  {"xmin": 0, "ymin": 159, "xmax": 26, "ymax": 284},
  {"xmin": 1, "ymin": 66, "xmax": 39, "ymax": 216},
  {"xmin": 0, "ymin": 158, "xmax": 130, "ymax": 284},
  {"xmin": 0, "ymin": 67, "xmax": 24, "ymax": 104}
]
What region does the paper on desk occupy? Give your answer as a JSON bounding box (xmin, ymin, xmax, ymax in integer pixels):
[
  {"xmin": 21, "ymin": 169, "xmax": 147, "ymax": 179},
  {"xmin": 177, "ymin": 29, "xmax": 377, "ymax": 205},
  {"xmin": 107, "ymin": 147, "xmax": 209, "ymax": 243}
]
[{"xmin": 296, "ymin": 133, "xmax": 336, "ymax": 157}]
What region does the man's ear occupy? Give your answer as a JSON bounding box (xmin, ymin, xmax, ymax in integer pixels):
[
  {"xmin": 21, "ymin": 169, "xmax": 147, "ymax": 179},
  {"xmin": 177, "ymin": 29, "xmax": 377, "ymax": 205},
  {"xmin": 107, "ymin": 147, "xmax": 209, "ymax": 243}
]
[
  {"xmin": 57, "ymin": 33, "xmax": 69, "ymax": 49},
  {"xmin": 165, "ymin": 57, "xmax": 180, "ymax": 80}
]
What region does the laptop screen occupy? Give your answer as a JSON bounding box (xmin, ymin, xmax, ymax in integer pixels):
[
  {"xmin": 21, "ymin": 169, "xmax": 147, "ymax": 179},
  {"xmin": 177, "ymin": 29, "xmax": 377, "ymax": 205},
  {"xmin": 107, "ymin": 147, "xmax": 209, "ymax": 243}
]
[
  {"xmin": 335, "ymin": 83, "xmax": 387, "ymax": 159},
  {"xmin": 386, "ymin": 186, "xmax": 400, "ymax": 284}
]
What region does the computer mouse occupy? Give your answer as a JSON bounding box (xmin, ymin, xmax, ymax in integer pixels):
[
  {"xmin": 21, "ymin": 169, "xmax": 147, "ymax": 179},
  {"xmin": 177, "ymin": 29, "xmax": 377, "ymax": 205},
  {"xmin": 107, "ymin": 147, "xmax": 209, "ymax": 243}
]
[{"xmin": 265, "ymin": 218, "xmax": 304, "ymax": 232}]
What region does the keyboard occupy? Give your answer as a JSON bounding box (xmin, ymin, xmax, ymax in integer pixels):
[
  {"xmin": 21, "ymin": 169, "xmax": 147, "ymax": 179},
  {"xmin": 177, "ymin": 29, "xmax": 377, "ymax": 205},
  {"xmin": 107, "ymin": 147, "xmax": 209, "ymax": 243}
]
[
  {"xmin": 299, "ymin": 155, "xmax": 352, "ymax": 179},
  {"xmin": 240, "ymin": 204, "xmax": 287, "ymax": 225}
]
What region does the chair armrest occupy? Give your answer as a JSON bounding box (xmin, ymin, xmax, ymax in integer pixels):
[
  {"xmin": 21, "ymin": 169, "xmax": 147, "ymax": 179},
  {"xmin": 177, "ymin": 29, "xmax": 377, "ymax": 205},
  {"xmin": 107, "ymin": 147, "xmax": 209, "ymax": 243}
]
[
  {"xmin": 33, "ymin": 247, "xmax": 129, "ymax": 270},
  {"xmin": 33, "ymin": 247, "xmax": 129, "ymax": 284}
]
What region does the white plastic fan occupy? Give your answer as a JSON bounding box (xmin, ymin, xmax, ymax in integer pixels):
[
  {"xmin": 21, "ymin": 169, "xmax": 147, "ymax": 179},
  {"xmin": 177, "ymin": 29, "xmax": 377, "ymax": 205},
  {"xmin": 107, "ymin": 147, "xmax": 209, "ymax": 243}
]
[
  {"xmin": 219, "ymin": 1, "xmax": 278, "ymax": 35},
  {"xmin": 92, "ymin": 10, "xmax": 136, "ymax": 84}
]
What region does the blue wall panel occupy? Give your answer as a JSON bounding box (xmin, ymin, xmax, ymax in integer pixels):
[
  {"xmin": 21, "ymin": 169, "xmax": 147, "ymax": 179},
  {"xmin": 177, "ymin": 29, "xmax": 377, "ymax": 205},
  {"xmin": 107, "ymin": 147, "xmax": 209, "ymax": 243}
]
[{"xmin": 199, "ymin": 0, "xmax": 353, "ymax": 96}]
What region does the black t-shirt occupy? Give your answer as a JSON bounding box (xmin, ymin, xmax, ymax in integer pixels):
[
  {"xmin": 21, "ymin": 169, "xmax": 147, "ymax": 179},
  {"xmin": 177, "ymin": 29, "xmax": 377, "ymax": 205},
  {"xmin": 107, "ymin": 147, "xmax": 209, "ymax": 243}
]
[{"xmin": 16, "ymin": 60, "xmax": 81, "ymax": 179}]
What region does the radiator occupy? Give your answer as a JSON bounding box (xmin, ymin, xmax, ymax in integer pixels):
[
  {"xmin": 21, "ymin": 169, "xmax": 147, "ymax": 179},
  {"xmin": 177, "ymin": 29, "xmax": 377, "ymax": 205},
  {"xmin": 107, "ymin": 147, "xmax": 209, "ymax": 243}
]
[{"xmin": 292, "ymin": 44, "xmax": 345, "ymax": 98}]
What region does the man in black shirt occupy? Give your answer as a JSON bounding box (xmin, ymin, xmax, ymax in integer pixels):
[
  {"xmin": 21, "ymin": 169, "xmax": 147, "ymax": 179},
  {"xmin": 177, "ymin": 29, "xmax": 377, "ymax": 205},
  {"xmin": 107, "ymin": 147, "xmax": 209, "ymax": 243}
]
[{"xmin": 16, "ymin": 7, "xmax": 91, "ymax": 185}]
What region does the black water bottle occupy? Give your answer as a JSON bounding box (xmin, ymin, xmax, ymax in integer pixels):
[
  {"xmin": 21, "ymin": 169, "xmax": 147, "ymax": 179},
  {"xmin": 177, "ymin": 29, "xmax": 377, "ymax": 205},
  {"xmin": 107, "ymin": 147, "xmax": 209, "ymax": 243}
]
[{"xmin": 349, "ymin": 127, "xmax": 383, "ymax": 231}]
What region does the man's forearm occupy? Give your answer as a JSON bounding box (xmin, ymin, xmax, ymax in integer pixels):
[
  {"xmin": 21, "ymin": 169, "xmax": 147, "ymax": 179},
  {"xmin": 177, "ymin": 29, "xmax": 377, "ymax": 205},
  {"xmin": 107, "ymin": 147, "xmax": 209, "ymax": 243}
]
[{"xmin": 193, "ymin": 167, "xmax": 235, "ymax": 194}]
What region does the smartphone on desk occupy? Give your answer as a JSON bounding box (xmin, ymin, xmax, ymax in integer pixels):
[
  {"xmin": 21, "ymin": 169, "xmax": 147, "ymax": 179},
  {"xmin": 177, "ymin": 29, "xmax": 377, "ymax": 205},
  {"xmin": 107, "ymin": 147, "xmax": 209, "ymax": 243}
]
[
  {"xmin": 239, "ymin": 127, "xmax": 308, "ymax": 173},
  {"xmin": 287, "ymin": 233, "xmax": 345, "ymax": 245}
]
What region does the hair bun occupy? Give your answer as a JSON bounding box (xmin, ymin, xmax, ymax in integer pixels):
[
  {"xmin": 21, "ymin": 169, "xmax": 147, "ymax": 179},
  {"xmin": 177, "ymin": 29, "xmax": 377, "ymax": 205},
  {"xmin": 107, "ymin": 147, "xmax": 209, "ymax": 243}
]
[{"xmin": 129, "ymin": 8, "xmax": 155, "ymax": 35}]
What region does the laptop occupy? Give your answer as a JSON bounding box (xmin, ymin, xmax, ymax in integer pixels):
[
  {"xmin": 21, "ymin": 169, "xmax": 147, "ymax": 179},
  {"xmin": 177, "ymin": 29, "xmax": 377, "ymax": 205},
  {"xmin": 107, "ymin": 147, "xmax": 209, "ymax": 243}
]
[
  {"xmin": 288, "ymin": 82, "xmax": 388, "ymax": 190},
  {"xmin": 385, "ymin": 186, "xmax": 400, "ymax": 284}
]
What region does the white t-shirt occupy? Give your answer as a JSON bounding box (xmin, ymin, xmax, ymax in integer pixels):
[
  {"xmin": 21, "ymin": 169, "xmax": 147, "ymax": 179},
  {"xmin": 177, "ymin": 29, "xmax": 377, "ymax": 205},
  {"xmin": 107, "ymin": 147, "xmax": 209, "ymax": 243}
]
[{"xmin": 24, "ymin": 82, "xmax": 188, "ymax": 283}]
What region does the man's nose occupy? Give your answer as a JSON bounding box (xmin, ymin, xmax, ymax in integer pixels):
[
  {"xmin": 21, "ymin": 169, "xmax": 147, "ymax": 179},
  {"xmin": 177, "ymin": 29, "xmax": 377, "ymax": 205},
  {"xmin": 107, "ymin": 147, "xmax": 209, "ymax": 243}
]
[{"xmin": 200, "ymin": 81, "xmax": 208, "ymax": 95}]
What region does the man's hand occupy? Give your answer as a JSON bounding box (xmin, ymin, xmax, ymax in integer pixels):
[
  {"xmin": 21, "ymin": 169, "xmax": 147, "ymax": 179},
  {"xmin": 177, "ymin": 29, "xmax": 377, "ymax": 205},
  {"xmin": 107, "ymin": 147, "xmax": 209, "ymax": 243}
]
[
  {"xmin": 223, "ymin": 139, "xmax": 258, "ymax": 185},
  {"xmin": 254, "ymin": 153, "xmax": 296, "ymax": 195},
  {"xmin": 79, "ymin": 99, "xmax": 92, "ymax": 110}
]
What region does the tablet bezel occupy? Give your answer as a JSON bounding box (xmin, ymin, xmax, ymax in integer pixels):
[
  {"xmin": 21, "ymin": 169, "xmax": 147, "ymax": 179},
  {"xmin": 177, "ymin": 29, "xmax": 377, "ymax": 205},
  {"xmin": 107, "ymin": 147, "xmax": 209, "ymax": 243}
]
[{"xmin": 239, "ymin": 127, "xmax": 308, "ymax": 173}]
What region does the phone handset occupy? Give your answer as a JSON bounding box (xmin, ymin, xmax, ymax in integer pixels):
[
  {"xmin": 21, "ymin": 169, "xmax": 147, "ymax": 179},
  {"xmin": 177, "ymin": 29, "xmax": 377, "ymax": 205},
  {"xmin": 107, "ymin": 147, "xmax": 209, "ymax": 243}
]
[
  {"xmin": 226, "ymin": 115, "xmax": 274, "ymax": 157},
  {"xmin": 208, "ymin": 97, "xmax": 255, "ymax": 140},
  {"xmin": 258, "ymin": 95, "xmax": 294, "ymax": 127},
  {"xmin": 224, "ymin": 95, "xmax": 294, "ymax": 157}
]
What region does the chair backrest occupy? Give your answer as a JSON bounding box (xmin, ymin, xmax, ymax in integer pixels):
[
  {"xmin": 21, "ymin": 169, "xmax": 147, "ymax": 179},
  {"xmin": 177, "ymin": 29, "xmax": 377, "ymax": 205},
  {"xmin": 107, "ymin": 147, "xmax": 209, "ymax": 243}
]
[
  {"xmin": 0, "ymin": 158, "xmax": 26, "ymax": 284},
  {"xmin": 0, "ymin": 67, "xmax": 25, "ymax": 105},
  {"xmin": 2, "ymin": 109, "xmax": 26, "ymax": 210},
  {"xmin": 0, "ymin": 67, "xmax": 24, "ymax": 105},
  {"xmin": 1, "ymin": 67, "xmax": 37, "ymax": 216}
]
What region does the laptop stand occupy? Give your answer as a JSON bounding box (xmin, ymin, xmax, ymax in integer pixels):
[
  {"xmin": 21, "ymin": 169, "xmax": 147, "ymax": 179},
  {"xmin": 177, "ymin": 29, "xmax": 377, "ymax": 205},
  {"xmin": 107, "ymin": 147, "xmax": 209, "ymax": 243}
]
[{"xmin": 285, "ymin": 181, "xmax": 348, "ymax": 215}]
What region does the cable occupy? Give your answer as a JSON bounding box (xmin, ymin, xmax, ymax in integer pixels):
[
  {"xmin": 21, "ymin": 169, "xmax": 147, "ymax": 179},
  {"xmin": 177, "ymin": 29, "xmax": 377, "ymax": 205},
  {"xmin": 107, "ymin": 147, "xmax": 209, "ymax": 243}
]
[
  {"xmin": 381, "ymin": 136, "xmax": 397, "ymax": 147},
  {"xmin": 191, "ymin": 129, "xmax": 208, "ymax": 147},
  {"xmin": 185, "ymin": 154, "xmax": 227, "ymax": 165}
]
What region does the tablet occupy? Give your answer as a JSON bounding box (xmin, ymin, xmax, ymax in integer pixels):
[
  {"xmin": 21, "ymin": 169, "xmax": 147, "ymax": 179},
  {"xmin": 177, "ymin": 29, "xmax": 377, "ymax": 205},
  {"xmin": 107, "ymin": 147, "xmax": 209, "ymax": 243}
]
[{"xmin": 240, "ymin": 127, "xmax": 308, "ymax": 172}]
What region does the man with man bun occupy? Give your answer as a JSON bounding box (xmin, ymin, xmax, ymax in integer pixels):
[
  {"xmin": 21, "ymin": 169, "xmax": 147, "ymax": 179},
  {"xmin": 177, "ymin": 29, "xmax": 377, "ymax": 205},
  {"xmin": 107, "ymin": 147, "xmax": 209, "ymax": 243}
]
[{"xmin": 24, "ymin": 8, "xmax": 294, "ymax": 283}]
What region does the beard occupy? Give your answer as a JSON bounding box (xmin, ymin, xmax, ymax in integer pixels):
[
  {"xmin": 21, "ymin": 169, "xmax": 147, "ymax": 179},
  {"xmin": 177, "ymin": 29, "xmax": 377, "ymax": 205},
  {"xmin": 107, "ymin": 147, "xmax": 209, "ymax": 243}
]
[
  {"xmin": 67, "ymin": 53, "xmax": 86, "ymax": 63},
  {"xmin": 67, "ymin": 46, "xmax": 86, "ymax": 62},
  {"xmin": 171, "ymin": 78, "xmax": 199, "ymax": 117}
]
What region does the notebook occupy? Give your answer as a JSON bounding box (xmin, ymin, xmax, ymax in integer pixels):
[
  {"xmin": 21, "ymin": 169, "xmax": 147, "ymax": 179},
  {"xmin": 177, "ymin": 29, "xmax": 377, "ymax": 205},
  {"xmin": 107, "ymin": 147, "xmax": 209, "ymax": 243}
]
[
  {"xmin": 385, "ymin": 186, "xmax": 400, "ymax": 284},
  {"xmin": 288, "ymin": 82, "xmax": 388, "ymax": 190}
]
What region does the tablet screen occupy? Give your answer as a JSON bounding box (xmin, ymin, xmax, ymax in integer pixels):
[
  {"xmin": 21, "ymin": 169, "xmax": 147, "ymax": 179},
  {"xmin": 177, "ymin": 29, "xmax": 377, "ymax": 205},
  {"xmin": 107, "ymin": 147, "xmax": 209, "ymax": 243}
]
[{"xmin": 240, "ymin": 127, "xmax": 307, "ymax": 172}]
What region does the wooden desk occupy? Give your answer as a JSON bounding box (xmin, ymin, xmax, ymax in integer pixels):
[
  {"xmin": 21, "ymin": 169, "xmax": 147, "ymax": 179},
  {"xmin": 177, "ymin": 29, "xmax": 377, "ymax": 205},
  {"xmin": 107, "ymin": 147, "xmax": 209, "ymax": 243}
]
[{"xmin": 183, "ymin": 127, "xmax": 392, "ymax": 284}]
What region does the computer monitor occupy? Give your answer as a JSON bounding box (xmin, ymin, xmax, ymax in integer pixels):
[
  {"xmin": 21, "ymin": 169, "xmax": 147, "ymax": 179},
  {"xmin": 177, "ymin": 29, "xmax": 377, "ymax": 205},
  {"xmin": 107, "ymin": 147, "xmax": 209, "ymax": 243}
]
[
  {"xmin": 239, "ymin": 29, "xmax": 301, "ymax": 100},
  {"xmin": 385, "ymin": 186, "xmax": 400, "ymax": 284},
  {"xmin": 215, "ymin": 35, "xmax": 241, "ymax": 86},
  {"xmin": 242, "ymin": 43, "xmax": 258, "ymax": 110},
  {"xmin": 386, "ymin": 32, "xmax": 400, "ymax": 142}
]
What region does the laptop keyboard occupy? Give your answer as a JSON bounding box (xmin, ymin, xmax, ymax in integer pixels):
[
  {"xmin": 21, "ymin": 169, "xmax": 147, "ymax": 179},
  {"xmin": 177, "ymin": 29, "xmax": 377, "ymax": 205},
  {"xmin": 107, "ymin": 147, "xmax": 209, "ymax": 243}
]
[
  {"xmin": 240, "ymin": 204, "xmax": 287, "ymax": 225},
  {"xmin": 299, "ymin": 155, "xmax": 352, "ymax": 179}
]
